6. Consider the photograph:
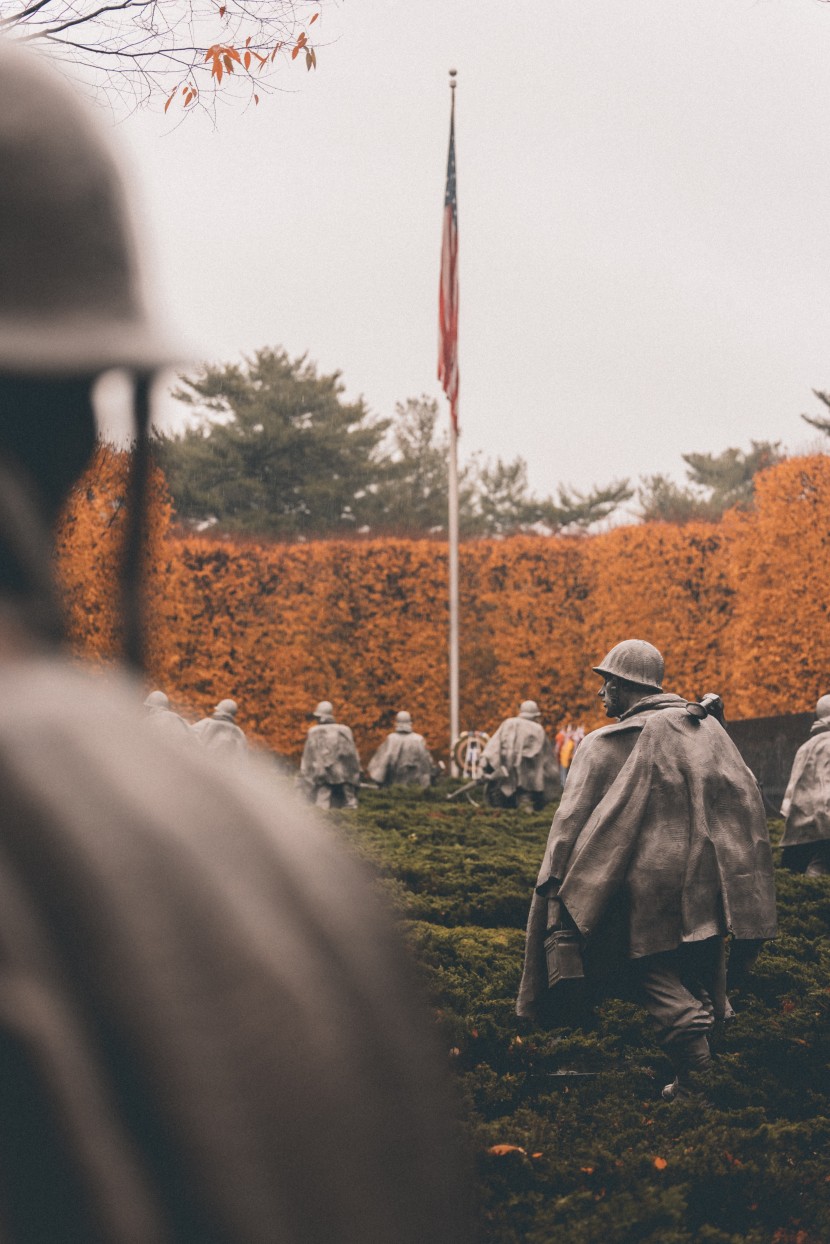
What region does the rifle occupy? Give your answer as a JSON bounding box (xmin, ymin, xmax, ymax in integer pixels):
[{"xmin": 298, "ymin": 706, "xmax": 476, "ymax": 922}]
[{"xmin": 445, "ymin": 774, "xmax": 489, "ymax": 802}]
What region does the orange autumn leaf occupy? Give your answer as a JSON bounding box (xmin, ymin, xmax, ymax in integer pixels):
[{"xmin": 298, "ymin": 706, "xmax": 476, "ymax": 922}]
[
  {"xmin": 488, "ymin": 1145, "xmax": 526, "ymax": 1157},
  {"xmin": 653, "ymin": 1157, "xmax": 668, "ymax": 1171}
]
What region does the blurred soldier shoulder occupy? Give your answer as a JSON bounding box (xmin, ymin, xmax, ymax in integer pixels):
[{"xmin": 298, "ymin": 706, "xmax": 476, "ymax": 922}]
[
  {"xmin": 367, "ymin": 710, "xmax": 437, "ymax": 789},
  {"xmin": 0, "ymin": 40, "xmax": 470, "ymax": 1243}
]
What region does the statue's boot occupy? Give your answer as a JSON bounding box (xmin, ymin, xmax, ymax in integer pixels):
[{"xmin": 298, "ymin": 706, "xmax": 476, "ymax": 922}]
[{"xmin": 661, "ymin": 1034, "xmax": 713, "ymax": 1103}]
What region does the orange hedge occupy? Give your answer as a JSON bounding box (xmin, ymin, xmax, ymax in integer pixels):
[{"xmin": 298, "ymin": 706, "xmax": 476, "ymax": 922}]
[
  {"xmin": 55, "ymin": 451, "xmax": 830, "ymax": 762},
  {"xmin": 54, "ymin": 444, "xmax": 173, "ymax": 672}
]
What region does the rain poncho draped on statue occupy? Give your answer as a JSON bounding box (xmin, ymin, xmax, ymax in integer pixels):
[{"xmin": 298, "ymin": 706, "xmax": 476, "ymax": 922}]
[
  {"xmin": 301, "ymin": 723, "xmax": 362, "ymax": 788},
  {"xmin": 517, "ymin": 694, "xmax": 777, "ymax": 1021},
  {"xmin": 481, "ymin": 714, "xmax": 557, "ymax": 799},
  {"xmin": 368, "ymin": 730, "xmax": 434, "ymax": 788}
]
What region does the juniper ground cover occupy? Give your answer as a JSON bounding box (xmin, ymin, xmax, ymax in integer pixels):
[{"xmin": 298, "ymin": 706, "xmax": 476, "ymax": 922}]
[{"xmin": 339, "ymin": 787, "xmax": 830, "ymax": 1243}]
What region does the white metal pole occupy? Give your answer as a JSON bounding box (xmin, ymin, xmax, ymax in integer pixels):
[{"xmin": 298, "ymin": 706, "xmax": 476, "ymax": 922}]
[{"xmin": 448, "ymin": 411, "xmax": 460, "ymax": 773}]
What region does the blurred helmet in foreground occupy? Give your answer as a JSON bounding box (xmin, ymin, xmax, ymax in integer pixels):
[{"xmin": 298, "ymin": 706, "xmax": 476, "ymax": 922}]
[{"xmin": 0, "ymin": 39, "xmax": 174, "ymax": 377}]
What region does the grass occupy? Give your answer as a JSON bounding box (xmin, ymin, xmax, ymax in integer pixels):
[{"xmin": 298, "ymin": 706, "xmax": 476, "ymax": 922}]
[{"xmin": 337, "ymin": 785, "xmax": 830, "ymax": 1243}]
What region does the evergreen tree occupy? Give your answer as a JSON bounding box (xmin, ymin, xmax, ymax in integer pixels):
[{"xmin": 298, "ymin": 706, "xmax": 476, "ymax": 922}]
[
  {"xmin": 362, "ymin": 396, "xmax": 478, "ymax": 534},
  {"xmin": 638, "ymin": 440, "xmax": 784, "ymax": 523},
  {"xmin": 159, "ymin": 353, "xmax": 635, "ymax": 538},
  {"xmin": 540, "ymin": 480, "xmax": 634, "ymax": 532},
  {"xmin": 801, "ymin": 389, "xmax": 830, "ymax": 437},
  {"xmin": 369, "ymin": 398, "xmax": 633, "ymax": 536},
  {"xmin": 158, "ymin": 348, "xmax": 390, "ymax": 537}
]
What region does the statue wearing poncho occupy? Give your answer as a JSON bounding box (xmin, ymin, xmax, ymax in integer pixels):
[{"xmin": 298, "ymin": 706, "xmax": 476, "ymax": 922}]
[
  {"xmin": 367, "ymin": 711, "xmax": 435, "ymax": 789},
  {"xmin": 779, "ymin": 694, "xmax": 830, "ymax": 875},
  {"xmin": 517, "ymin": 641, "xmax": 777, "ymax": 1102},
  {"xmin": 0, "ymin": 41, "xmax": 471, "ymax": 1241},
  {"xmin": 193, "ymin": 698, "xmax": 248, "ymax": 757},
  {"xmin": 301, "ymin": 702, "xmax": 362, "ymax": 809},
  {"xmin": 481, "ymin": 700, "xmax": 558, "ymax": 811}
]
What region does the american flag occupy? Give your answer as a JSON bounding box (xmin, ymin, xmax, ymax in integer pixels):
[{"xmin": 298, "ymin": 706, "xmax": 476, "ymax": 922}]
[{"xmin": 438, "ymin": 96, "xmax": 459, "ymax": 435}]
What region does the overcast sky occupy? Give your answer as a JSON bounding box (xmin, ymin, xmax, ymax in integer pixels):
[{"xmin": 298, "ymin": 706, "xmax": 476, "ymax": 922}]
[{"xmin": 99, "ymin": 0, "xmax": 830, "ymax": 502}]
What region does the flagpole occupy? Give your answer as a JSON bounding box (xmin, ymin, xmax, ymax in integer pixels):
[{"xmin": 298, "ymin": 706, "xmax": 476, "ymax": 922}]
[
  {"xmin": 447, "ymin": 68, "xmax": 460, "ymax": 775},
  {"xmin": 448, "ymin": 386, "xmax": 460, "ymax": 774}
]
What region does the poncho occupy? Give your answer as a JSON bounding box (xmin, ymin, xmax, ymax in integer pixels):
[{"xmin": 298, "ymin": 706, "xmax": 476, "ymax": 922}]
[
  {"xmin": 144, "ymin": 704, "xmax": 191, "ymax": 740},
  {"xmin": 481, "ymin": 716, "xmax": 557, "ymax": 797},
  {"xmin": 517, "ymin": 693, "xmax": 777, "ymax": 1019},
  {"xmin": 192, "ymin": 711, "xmax": 247, "ymax": 756},
  {"xmin": 301, "ymin": 722, "xmax": 361, "ymax": 788},
  {"xmin": 368, "ymin": 731, "xmax": 434, "ymax": 788},
  {"xmin": 780, "ymin": 718, "xmax": 830, "ymax": 847}
]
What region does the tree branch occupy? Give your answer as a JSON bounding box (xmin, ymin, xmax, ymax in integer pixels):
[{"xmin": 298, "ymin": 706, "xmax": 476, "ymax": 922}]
[
  {"xmin": 0, "ymin": 0, "xmax": 59, "ymax": 29},
  {"xmin": 39, "ymin": 0, "xmax": 156, "ymax": 39}
]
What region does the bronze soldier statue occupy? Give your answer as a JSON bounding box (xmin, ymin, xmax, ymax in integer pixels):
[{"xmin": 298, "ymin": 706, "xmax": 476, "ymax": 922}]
[
  {"xmin": 779, "ymin": 694, "xmax": 830, "ymax": 875},
  {"xmin": 0, "ymin": 40, "xmax": 470, "ymax": 1242},
  {"xmin": 517, "ymin": 640, "xmax": 777, "ymax": 1102}
]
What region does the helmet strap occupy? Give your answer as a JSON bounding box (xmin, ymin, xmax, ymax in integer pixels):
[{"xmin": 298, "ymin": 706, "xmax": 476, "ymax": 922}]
[{"xmin": 121, "ymin": 372, "xmax": 152, "ymax": 671}]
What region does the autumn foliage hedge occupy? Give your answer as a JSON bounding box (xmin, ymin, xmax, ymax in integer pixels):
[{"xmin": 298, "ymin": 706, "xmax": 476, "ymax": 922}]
[{"xmin": 55, "ymin": 450, "xmax": 830, "ymax": 759}]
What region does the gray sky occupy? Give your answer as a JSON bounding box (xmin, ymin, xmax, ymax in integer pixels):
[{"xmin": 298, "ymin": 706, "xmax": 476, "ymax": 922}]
[{"xmin": 106, "ymin": 0, "xmax": 830, "ymax": 501}]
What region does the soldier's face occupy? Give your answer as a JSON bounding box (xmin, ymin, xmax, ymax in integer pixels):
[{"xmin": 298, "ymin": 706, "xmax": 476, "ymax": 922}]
[{"xmin": 598, "ymin": 677, "xmax": 621, "ymax": 719}]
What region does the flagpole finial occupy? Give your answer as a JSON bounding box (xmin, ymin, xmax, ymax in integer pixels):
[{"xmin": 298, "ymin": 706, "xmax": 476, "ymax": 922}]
[{"xmin": 449, "ymin": 68, "xmax": 457, "ymax": 91}]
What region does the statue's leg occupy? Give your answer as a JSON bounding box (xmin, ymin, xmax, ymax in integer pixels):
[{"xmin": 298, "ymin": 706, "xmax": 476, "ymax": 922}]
[
  {"xmin": 805, "ymin": 841, "xmax": 830, "ymax": 876},
  {"xmin": 314, "ymin": 785, "xmax": 333, "ymax": 810},
  {"xmin": 634, "ymin": 950, "xmax": 715, "ymax": 1101}
]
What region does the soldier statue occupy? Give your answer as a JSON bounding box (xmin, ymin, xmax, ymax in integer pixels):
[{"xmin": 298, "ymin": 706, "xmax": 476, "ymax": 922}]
[
  {"xmin": 481, "ymin": 700, "xmax": 558, "ymax": 811},
  {"xmin": 143, "ymin": 689, "xmax": 191, "ymax": 738},
  {"xmin": 193, "ymin": 697, "xmax": 248, "ymax": 756},
  {"xmin": 300, "ymin": 700, "xmax": 362, "ymax": 808},
  {"xmin": 517, "ymin": 640, "xmax": 777, "ymax": 1102},
  {"xmin": 779, "ymin": 694, "xmax": 830, "ymax": 875},
  {"xmin": 367, "ymin": 711, "xmax": 436, "ymax": 789},
  {"xmin": 0, "ymin": 40, "xmax": 470, "ymax": 1242}
]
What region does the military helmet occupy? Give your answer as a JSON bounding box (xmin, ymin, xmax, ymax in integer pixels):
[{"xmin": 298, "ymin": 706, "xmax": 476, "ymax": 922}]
[
  {"xmin": 144, "ymin": 690, "xmax": 169, "ymax": 710},
  {"xmin": 816, "ymin": 695, "xmax": 830, "ymax": 720},
  {"xmin": 592, "ymin": 640, "xmax": 664, "ymax": 691},
  {"xmin": 395, "ymin": 711, "xmax": 413, "ymax": 731},
  {"xmin": 519, "ymin": 700, "xmax": 541, "ymax": 719},
  {"xmin": 215, "ymin": 699, "xmax": 238, "ymax": 718},
  {"xmin": 313, "ymin": 701, "xmax": 334, "ymax": 720},
  {"xmin": 0, "ymin": 40, "xmax": 176, "ymax": 376}
]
